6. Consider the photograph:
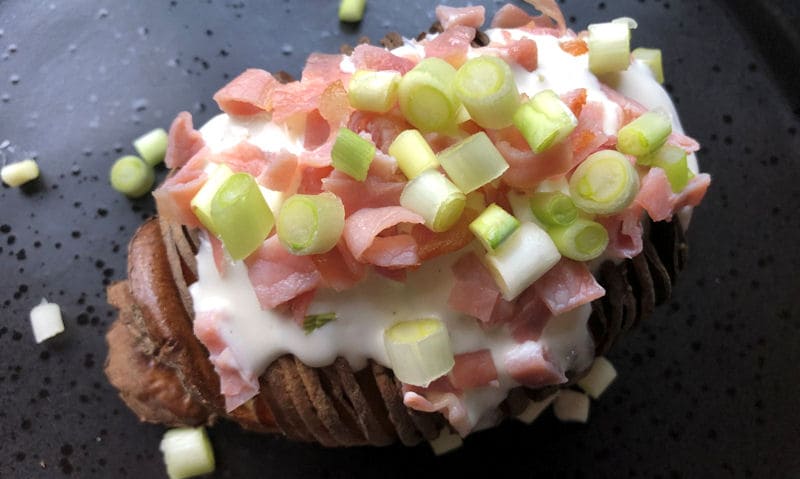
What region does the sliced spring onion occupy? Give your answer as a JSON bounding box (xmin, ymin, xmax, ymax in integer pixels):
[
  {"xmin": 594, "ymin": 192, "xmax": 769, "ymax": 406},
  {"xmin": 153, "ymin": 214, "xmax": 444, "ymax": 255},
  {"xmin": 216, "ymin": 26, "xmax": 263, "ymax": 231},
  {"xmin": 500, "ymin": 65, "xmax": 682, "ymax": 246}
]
[
  {"xmin": 398, "ymin": 58, "xmax": 459, "ymax": 132},
  {"xmin": 109, "ymin": 155, "xmax": 154, "ymax": 198},
  {"xmin": 384, "ymin": 318, "xmax": 454, "ymax": 387},
  {"xmin": 516, "ymin": 393, "xmax": 558, "ymax": 424},
  {"xmin": 133, "ymin": 128, "xmax": 169, "ymax": 167},
  {"xmin": 587, "ymin": 21, "xmax": 631, "ymax": 75},
  {"xmin": 469, "ymin": 203, "xmax": 520, "ymax": 251},
  {"xmin": 429, "ymin": 428, "xmax": 463, "ymax": 455},
  {"xmin": 513, "ymin": 89, "xmax": 578, "ymax": 154},
  {"xmin": 529, "ymin": 192, "xmax": 578, "ymax": 227},
  {"xmin": 388, "ymin": 129, "xmax": 439, "ymax": 179},
  {"xmin": 437, "ymin": 131, "xmax": 509, "ymax": 193},
  {"xmin": 347, "ymin": 70, "xmax": 400, "ymax": 113},
  {"xmin": 191, "ymin": 164, "xmax": 235, "ymax": 236},
  {"xmin": 400, "ymin": 170, "xmax": 466, "ymax": 232},
  {"xmin": 453, "ymin": 55, "xmax": 520, "ymax": 129},
  {"xmin": 29, "ymin": 299, "xmax": 64, "ymax": 344},
  {"xmin": 210, "ymin": 172, "xmax": 274, "ymax": 260},
  {"xmin": 617, "ymin": 111, "xmax": 672, "ymax": 157},
  {"xmin": 611, "ymin": 17, "xmax": 638, "ymax": 29},
  {"xmin": 331, "ymin": 127, "xmax": 375, "ymax": 181},
  {"xmin": 1, "ymin": 158, "xmax": 39, "ymax": 187},
  {"xmin": 569, "ymin": 149, "xmax": 639, "ymax": 215},
  {"xmin": 277, "ymin": 192, "xmax": 345, "ymax": 255},
  {"xmin": 632, "ymin": 47, "xmax": 664, "ymax": 84},
  {"xmin": 553, "ymin": 390, "xmax": 590, "ymax": 423},
  {"xmin": 303, "ymin": 312, "xmax": 337, "ymax": 334},
  {"xmin": 577, "ymin": 357, "xmax": 617, "ymax": 399},
  {"xmin": 650, "ymin": 144, "xmax": 692, "ymax": 193},
  {"xmin": 338, "ymin": 0, "xmax": 366, "ymax": 22},
  {"xmin": 482, "ymin": 222, "xmax": 561, "ymax": 301},
  {"xmin": 159, "ymin": 427, "xmax": 215, "ymax": 479},
  {"xmin": 548, "ymin": 218, "xmax": 609, "ymax": 261}
]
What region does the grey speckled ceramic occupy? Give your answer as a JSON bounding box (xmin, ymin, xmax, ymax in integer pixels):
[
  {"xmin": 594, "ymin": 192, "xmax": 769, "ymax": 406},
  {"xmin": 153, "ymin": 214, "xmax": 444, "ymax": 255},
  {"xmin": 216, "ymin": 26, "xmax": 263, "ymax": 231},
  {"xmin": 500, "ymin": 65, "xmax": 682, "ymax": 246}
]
[{"xmin": 1, "ymin": 1, "xmax": 798, "ymax": 477}]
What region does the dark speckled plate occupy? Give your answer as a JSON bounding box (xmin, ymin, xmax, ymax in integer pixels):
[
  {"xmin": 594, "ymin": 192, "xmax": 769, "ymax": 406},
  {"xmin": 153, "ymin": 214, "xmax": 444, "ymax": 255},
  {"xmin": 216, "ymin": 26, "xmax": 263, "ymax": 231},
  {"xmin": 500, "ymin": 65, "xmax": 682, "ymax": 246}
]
[{"xmin": 1, "ymin": 1, "xmax": 798, "ymax": 477}]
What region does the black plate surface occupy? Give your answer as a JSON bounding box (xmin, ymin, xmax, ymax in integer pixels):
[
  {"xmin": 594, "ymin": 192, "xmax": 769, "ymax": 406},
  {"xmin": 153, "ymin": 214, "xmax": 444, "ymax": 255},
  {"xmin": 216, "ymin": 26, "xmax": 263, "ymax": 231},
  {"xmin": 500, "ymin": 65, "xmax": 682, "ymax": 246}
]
[{"xmin": 1, "ymin": 1, "xmax": 798, "ymax": 477}]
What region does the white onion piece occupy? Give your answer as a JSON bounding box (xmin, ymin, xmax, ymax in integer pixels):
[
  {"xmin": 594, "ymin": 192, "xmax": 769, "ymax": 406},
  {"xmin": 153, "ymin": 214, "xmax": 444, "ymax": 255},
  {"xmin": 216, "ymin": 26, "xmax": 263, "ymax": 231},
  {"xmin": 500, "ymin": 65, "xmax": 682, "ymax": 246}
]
[
  {"xmin": 553, "ymin": 390, "xmax": 590, "ymax": 423},
  {"xmin": 577, "ymin": 356, "xmax": 617, "ymax": 398},
  {"xmin": 516, "ymin": 393, "xmax": 558, "ymax": 424},
  {"xmin": 30, "ymin": 299, "xmax": 64, "ymax": 344},
  {"xmin": 159, "ymin": 427, "xmax": 215, "ymax": 479},
  {"xmin": 428, "ymin": 427, "xmax": 463, "ymax": 455}
]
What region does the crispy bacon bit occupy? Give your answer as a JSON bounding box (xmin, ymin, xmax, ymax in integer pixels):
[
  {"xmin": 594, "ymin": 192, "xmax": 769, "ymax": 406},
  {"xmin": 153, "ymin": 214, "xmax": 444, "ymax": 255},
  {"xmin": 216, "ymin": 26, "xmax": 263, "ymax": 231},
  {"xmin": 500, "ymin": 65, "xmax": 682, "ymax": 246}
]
[
  {"xmin": 212, "ymin": 68, "xmax": 279, "ymax": 116},
  {"xmin": 412, "ymin": 207, "xmax": 477, "ymax": 262},
  {"xmin": 601, "ymin": 84, "xmax": 648, "ymax": 126},
  {"xmin": 560, "ymin": 39, "xmax": 589, "ymax": 56},
  {"xmin": 509, "ymin": 287, "xmax": 552, "ymax": 342},
  {"xmin": 534, "ymin": 259, "xmax": 606, "ymax": 315},
  {"xmin": 347, "ymin": 110, "xmax": 411, "ymax": 152},
  {"xmin": 165, "ymin": 111, "xmax": 205, "ymax": 169},
  {"xmin": 435, "ymin": 5, "xmax": 486, "ymax": 29},
  {"xmin": 568, "ymin": 101, "xmax": 609, "ymax": 166},
  {"xmin": 245, "ymin": 236, "xmax": 322, "ymax": 310},
  {"xmin": 668, "ymin": 132, "xmax": 701, "ymax": 153},
  {"xmin": 448, "ymin": 252, "xmax": 503, "ymax": 324},
  {"xmin": 209, "ymin": 234, "xmax": 228, "ymax": 277},
  {"xmin": 343, "ymin": 206, "xmax": 425, "ymax": 268},
  {"xmin": 351, "ymin": 44, "xmax": 416, "ymax": 74},
  {"xmin": 301, "ymin": 53, "xmax": 348, "ymax": 84},
  {"xmin": 492, "ymin": 128, "xmax": 573, "ymax": 189},
  {"xmin": 636, "ymin": 168, "xmax": 711, "ymax": 222},
  {"xmin": 491, "ymin": 4, "xmax": 532, "ymax": 28},
  {"xmin": 319, "ymin": 80, "xmax": 351, "ymax": 128},
  {"xmin": 561, "ymin": 88, "xmax": 588, "ymax": 117},
  {"xmin": 304, "ymin": 110, "xmax": 331, "ymax": 151},
  {"xmin": 504, "ymin": 341, "xmax": 567, "ymax": 387},
  {"xmin": 152, "ymin": 148, "xmax": 208, "ymax": 228},
  {"xmin": 524, "ymin": 0, "xmax": 567, "ymax": 33},
  {"xmin": 321, "ymin": 171, "xmax": 405, "ymax": 217},
  {"xmin": 506, "ymin": 38, "xmax": 538, "ymax": 72},
  {"xmin": 450, "ymin": 349, "xmax": 498, "ymax": 389},
  {"xmin": 423, "ymin": 25, "xmax": 476, "ymax": 68},
  {"xmin": 288, "ymin": 290, "xmax": 316, "ymax": 326},
  {"xmin": 311, "ymin": 241, "xmax": 367, "ymax": 291},
  {"xmin": 259, "ymin": 150, "xmax": 299, "ymax": 192}
]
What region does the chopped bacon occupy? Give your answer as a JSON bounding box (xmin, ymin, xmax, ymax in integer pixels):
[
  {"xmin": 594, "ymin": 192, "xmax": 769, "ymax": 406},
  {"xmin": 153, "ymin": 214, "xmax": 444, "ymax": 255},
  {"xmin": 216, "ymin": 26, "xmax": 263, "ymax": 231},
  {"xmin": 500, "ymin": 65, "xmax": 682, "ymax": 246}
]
[
  {"xmin": 504, "ymin": 341, "xmax": 567, "ymax": 388},
  {"xmin": 193, "ymin": 310, "xmax": 259, "ymax": 411},
  {"xmin": 301, "ymin": 53, "xmax": 348, "ymax": 84},
  {"xmin": 568, "ymin": 101, "xmax": 609, "ymax": 166},
  {"xmin": 598, "ymin": 208, "xmax": 644, "ymax": 259},
  {"xmin": 319, "ymin": 80, "xmax": 351, "ymax": 128},
  {"xmin": 374, "ymin": 266, "xmax": 408, "ymax": 283},
  {"xmin": 288, "ymin": 290, "xmax": 316, "ymax": 326},
  {"xmin": 601, "ymin": 84, "xmax": 647, "ymax": 126},
  {"xmin": 311, "ymin": 241, "xmax": 367, "ymax": 291},
  {"xmin": 369, "ymin": 149, "xmax": 400, "ymax": 180},
  {"xmin": 209, "ymin": 234, "xmax": 228, "ymax": 277},
  {"xmin": 259, "ymin": 149, "xmax": 299, "ymax": 192},
  {"xmin": 561, "ymin": 88, "xmax": 588, "ymax": 118},
  {"xmin": 448, "ymin": 252, "xmax": 503, "ymax": 324},
  {"xmin": 165, "ymin": 111, "xmax": 205, "ymax": 169},
  {"xmin": 297, "ymin": 165, "xmax": 333, "ymax": 194},
  {"xmin": 152, "ymin": 148, "xmax": 208, "ymax": 228},
  {"xmin": 342, "ymin": 206, "xmax": 424, "ymax": 268},
  {"xmin": 668, "ymin": 132, "xmax": 701, "ymax": 153},
  {"xmin": 321, "ymin": 171, "xmax": 405, "ymax": 216},
  {"xmin": 244, "ymin": 236, "xmax": 322, "ymax": 310},
  {"xmin": 492, "ymin": 127, "xmax": 573, "ymax": 189},
  {"xmin": 525, "ymin": 0, "xmax": 567, "ymax": 33},
  {"xmin": 560, "ymin": 39, "xmax": 589, "ymax": 56},
  {"xmin": 490, "ymin": 3, "xmax": 532, "ymax": 28},
  {"xmin": 505, "ymin": 38, "xmax": 538, "ymax": 72},
  {"xmin": 212, "ymin": 68, "xmax": 279, "ymax": 116},
  {"xmin": 298, "ymin": 137, "xmax": 334, "ymax": 168},
  {"xmin": 508, "ymin": 287, "xmax": 552, "ymax": 342},
  {"xmin": 435, "ymin": 5, "xmax": 485, "ymax": 29},
  {"xmin": 412, "ymin": 207, "xmax": 477, "ymax": 261},
  {"xmin": 211, "ymin": 141, "xmax": 267, "ymax": 177},
  {"xmin": 534, "ymin": 259, "xmax": 606, "ymax": 315},
  {"xmin": 351, "ymin": 44, "xmax": 416, "ymax": 74},
  {"xmin": 303, "ymin": 109, "xmax": 331, "ymax": 150},
  {"xmin": 423, "ymin": 25, "xmax": 475, "ymax": 68},
  {"xmin": 270, "ymin": 81, "xmax": 324, "ymax": 124},
  {"xmin": 347, "ymin": 109, "xmax": 411, "ymax": 152},
  {"xmin": 636, "ymin": 168, "xmax": 711, "ymax": 222},
  {"xmin": 403, "ymin": 378, "xmax": 471, "ymax": 436},
  {"xmin": 450, "ymin": 349, "xmax": 498, "ymax": 390}
]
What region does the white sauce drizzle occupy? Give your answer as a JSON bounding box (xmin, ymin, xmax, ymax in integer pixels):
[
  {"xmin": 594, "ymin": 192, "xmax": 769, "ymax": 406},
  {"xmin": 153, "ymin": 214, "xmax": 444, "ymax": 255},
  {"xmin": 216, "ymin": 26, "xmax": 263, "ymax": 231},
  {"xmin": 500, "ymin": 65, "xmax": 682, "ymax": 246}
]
[{"xmin": 190, "ymin": 27, "xmax": 694, "ymax": 434}]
